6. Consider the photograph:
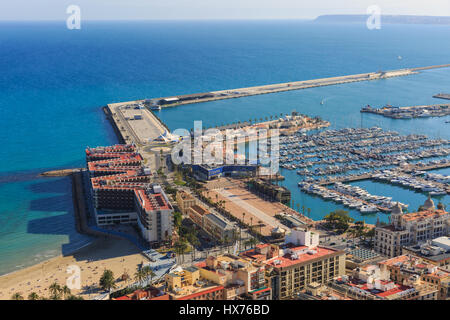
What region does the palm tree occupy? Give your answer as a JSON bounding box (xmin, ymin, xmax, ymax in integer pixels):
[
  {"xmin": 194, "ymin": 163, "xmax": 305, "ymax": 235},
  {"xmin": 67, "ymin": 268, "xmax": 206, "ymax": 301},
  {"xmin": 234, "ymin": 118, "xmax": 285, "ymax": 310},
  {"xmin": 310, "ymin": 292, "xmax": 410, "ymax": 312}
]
[
  {"xmin": 218, "ymin": 239, "xmax": 224, "ymax": 253},
  {"xmin": 49, "ymin": 282, "xmax": 62, "ymax": 300},
  {"xmin": 189, "ymin": 235, "xmax": 200, "ymax": 261},
  {"xmin": 28, "ymin": 292, "xmax": 39, "ymax": 300},
  {"xmin": 245, "ymin": 237, "xmax": 258, "ymax": 249},
  {"xmin": 174, "ymin": 240, "xmax": 188, "ymax": 263},
  {"xmin": 66, "ymin": 295, "xmax": 84, "ymax": 300},
  {"xmin": 99, "ymin": 269, "xmax": 116, "ymax": 292},
  {"xmin": 11, "ymin": 292, "xmax": 24, "ymax": 300},
  {"xmin": 134, "ymin": 268, "xmax": 146, "ymax": 286},
  {"xmin": 61, "ymin": 285, "xmax": 71, "ymax": 300},
  {"xmin": 258, "ymin": 220, "xmax": 263, "ymax": 237},
  {"xmin": 224, "ymin": 234, "xmax": 230, "ymax": 253},
  {"xmin": 142, "ymin": 266, "xmax": 156, "ymax": 285},
  {"xmin": 240, "ymin": 212, "xmax": 246, "ymax": 250}
]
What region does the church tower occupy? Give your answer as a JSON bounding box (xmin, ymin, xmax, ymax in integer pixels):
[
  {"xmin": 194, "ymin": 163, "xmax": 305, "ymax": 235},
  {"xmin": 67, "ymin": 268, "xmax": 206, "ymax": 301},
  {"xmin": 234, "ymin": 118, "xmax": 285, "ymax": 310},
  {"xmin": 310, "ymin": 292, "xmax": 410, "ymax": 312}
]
[{"xmin": 390, "ymin": 202, "xmax": 403, "ymax": 229}]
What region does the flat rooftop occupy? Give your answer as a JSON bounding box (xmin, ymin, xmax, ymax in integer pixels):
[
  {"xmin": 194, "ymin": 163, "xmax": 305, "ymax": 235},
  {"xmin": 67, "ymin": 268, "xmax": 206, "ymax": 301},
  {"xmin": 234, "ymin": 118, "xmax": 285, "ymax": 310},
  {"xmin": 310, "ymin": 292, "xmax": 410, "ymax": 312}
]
[{"xmin": 265, "ymin": 246, "xmax": 339, "ymax": 269}]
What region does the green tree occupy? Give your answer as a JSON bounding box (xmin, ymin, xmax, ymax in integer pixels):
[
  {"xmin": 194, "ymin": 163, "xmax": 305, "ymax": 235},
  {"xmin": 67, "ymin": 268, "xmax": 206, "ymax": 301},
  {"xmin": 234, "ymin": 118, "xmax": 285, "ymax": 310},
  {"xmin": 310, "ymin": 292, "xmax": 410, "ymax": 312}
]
[
  {"xmin": 49, "ymin": 282, "xmax": 62, "ymax": 300},
  {"xmin": 11, "ymin": 292, "xmax": 24, "ymax": 300},
  {"xmin": 141, "ymin": 266, "xmax": 156, "ymax": 285},
  {"xmin": 134, "ymin": 268, "xmax": 146, "ymax": 286},
  {"xmin": 245, "ymin": 237, "xmax": 258, "ymax": 249},
  {"xmin": 61, "ymin": 285, "xmax": 71, "ymax": 299},
  {"xmin": 437, "ymin": 202, "xmax": 445, "ymax": 210},
  {"xmin": 28, "ymin": 292, "xmax": 39, "ymax": 300},
  {"xmin": 173, "ymin": 211, "xmax": 182, "ymax": 230},
  {"xmin": 174, "ymin": 240, "xmax": 189, "ymax": 263},
  {"xmin": 66, "ymin": 295, "xmax": 84, "ymax": 300},
  {"xmin": 324, "ymin": 210, "xmax": 354, "ymax": 233},
  {"xmin": 99, "ymin": 269, "xmax": 116, "ymax": 292}
]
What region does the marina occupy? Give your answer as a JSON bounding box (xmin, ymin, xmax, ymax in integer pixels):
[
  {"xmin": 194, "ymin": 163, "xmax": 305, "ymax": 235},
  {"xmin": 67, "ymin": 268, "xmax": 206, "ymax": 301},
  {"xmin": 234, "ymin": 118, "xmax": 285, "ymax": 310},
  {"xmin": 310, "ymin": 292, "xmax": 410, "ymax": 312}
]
[
  {"xmin": 298, "ymin": 181, "xmax": 408, "ymax": 213},
  {"xmin": 372, "ymin": 170, "xmax": 449, "ymax": 195},
  {"xmin": 277, "ymin": 126, "xmax": 450, "ymax": 212}
]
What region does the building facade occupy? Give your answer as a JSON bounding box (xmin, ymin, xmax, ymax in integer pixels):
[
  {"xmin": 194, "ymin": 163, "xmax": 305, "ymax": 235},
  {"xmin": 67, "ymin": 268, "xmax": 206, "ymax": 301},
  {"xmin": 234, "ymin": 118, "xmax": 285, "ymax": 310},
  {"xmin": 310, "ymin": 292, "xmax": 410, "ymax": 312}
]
[
  {"xmin": 176, "ymin": 190, "xmax": 196, "ymax": 215},
  {"xmin": 241, "ymin": 229, "xmax": 345, "ymax": 300},
  {"xmin": 86, "ymin": 144, "xmax": 173, "ymax": 245},
  {"xmin": 374, "ymin": 198, "xmax": 449, "ymax": 258}
]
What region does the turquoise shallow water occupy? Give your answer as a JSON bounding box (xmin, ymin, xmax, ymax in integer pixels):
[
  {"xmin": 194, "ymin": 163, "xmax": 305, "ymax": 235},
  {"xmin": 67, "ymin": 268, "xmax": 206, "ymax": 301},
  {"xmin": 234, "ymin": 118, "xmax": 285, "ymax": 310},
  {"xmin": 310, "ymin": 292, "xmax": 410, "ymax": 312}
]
[{"xmin": 0, "ymin": 20, "xmax": 449, "ymax": 275}]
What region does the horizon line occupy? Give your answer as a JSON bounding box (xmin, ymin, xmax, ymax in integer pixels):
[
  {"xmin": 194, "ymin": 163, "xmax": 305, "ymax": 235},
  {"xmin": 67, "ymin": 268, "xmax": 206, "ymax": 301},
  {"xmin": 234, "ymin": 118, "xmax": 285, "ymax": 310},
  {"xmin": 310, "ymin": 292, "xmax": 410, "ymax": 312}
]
[{"xmin": 1, "ymin": 14, "xmax": 450, "ymax": 23}]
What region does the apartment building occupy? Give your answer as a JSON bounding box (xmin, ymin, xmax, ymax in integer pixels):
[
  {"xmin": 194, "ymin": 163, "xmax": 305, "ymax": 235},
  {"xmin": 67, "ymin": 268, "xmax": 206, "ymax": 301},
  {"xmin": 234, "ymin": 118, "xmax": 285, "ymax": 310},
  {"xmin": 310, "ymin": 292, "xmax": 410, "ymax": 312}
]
[
  {"xmin": 185, "ymin": 203, "xmax": 237, "ymax": 244},
  {"xmin": 379, "ymin": 254, "xmax": 449, "ymax": 300},
  {"xmin": 187, "ymin": 204, "xmax": 208, "ymax": 228},
  {"xmin": 164, "ymin": 265, "xmax": 225, "ymax": 300},
  {"xmin": 135, "ymin": 185, "xmax": 174, "ymax": 244},
  {"xmin": 241, "ymin": 228, "xmax": 345, "ymax": 300},
  {"xmin": 164, "ymin": 253, "xmax": 270, "ymax": 300},
  {"xmin": 196, "ymin": 255, "xmax": 269, "ymax": 299},
  {"xmin": 403, "ymin": 237, "xmax": 450, "ymax": 272},
  {"xmin": 86, "ymin": 144, "xmax": 173, "ymax": 245},
  {"xmin": 374, "ymin": 198, "xmax": 449, "ymax": 258}
]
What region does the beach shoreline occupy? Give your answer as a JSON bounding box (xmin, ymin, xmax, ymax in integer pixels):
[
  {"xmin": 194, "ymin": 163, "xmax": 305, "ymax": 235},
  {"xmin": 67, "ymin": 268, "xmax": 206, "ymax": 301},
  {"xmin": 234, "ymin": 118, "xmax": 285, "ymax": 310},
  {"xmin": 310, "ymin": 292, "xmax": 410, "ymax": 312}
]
[{"xmin": 0, "ymin": 237, "xmax": 150, "ymax": 300}]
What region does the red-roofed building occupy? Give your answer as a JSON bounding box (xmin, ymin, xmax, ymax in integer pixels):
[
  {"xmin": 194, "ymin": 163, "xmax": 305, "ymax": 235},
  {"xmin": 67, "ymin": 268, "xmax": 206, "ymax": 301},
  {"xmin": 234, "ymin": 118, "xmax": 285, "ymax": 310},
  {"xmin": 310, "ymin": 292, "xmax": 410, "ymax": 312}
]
[
  {"xmin": 175, "ymin": 285, "xmax": 225, "ymax": 300},
  {"xmin": 86, "ymin": 144, "xmax": 173, "ymax": 245},
  {"xmin": 112, "ymin": 287, "xmax": 170, "ymax": 300},
  {"xmin": 378, "ymin": 254, "xmax": 449, "ymax": 300},
  {"xmin": 241, "ymin": 229, "xmax": 345, "ymax": 300}
]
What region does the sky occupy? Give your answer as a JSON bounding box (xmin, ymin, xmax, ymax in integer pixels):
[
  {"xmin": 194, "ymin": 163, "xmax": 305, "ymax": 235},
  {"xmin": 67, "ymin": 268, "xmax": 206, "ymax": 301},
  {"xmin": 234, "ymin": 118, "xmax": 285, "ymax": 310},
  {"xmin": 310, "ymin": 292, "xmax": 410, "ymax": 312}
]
[{"xmin": 0, "ymin": 0, "xmax": 449, "ymax": 21}]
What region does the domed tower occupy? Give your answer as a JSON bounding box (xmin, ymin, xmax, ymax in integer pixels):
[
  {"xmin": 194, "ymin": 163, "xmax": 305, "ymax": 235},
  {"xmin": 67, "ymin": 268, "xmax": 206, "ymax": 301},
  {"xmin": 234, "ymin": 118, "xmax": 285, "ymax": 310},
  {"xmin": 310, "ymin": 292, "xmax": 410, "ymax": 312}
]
[
  {"xmin": 390, "ymin": 202, "xmax": 403, "ymax": 229},
  {"xmin": 423, "ymin": 195, "xmax": 435, "ymax": 211}
]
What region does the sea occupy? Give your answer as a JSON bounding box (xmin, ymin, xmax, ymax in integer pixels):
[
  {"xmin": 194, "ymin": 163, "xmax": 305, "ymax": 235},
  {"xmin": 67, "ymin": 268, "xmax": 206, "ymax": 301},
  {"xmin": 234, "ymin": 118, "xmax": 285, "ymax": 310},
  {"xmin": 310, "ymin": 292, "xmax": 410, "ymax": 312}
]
[{"xmin": 0, "ymin": 20, "xmax": 449, "ymax": 275}]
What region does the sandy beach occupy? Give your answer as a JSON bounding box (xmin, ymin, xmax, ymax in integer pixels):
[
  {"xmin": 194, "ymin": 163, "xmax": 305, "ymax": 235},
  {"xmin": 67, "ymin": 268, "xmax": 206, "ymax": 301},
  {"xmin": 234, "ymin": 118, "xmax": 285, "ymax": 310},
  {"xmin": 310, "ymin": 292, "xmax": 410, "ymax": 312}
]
[{"xmin": 0, "ymin": 237, "xmax": 150, "ymax": 300}]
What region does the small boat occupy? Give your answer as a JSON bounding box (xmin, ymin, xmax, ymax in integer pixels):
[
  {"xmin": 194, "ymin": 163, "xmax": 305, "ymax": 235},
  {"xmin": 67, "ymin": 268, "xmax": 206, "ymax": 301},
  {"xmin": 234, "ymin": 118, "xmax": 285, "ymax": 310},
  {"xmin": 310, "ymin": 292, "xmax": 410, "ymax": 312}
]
[
  {"xmin": 151, "ymin": 105, "xmax": 162, "ymax": 111},
  {"xmin": 359, "ymin": 205, "xmax": 378, "ymax": 213}
]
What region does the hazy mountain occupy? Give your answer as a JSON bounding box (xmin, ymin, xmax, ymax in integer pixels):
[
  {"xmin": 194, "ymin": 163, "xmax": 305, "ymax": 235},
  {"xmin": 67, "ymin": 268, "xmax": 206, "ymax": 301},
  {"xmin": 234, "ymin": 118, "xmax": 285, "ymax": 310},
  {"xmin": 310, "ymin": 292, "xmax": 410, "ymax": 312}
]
[{"xmin": 314, "ymin": 15, "xmax": 450, "ymax": 25}]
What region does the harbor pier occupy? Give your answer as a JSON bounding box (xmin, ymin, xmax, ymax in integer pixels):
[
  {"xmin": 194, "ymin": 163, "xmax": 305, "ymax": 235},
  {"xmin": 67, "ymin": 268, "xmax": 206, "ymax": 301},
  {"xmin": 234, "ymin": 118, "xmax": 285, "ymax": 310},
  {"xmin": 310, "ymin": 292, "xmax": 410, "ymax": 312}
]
[{"xmin": 113, "ymin": 64, "xmax": 450, "ymax": 110}]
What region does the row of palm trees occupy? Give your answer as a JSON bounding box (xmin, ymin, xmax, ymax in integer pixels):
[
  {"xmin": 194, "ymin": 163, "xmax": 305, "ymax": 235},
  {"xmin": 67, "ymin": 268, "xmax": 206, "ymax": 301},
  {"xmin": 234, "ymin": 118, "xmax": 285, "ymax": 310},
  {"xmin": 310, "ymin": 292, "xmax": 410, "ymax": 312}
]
[
  {"xmin": 134, "ymin": 265, "xmax": 156, "ymax": 287},
  {"xmin": 11, "ymin": 264, "xmax": 160, "ymax": 300},
  {"xmin": 100, "ymin": 265, "xmax": 157, "ymax": 295},
  {"xmin": 189, "ymin": 113, "xmax": 286, "ymax": 131},
  {"xmin": 11, "ymin": 282, "xmax": 80, "ymax": 300},
  {"xmin": 202, "ymin": 189, "xmax": 264, "ymax": 251}
]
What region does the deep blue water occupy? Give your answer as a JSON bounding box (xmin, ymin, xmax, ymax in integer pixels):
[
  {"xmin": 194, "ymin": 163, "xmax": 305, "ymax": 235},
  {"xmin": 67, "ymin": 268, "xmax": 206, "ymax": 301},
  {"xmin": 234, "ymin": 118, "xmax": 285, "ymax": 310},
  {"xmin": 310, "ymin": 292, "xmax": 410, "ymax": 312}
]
[{"xmin": 0, "ymin": 20, "xmax": 449, "ymax": 275}]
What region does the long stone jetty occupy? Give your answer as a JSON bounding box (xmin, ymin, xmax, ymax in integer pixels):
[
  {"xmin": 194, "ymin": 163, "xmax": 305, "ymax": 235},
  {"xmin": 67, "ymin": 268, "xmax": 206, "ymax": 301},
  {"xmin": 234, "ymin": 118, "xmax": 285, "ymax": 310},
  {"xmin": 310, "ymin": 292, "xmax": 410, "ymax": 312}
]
[{"xmin": 120, "ymin": 64, "xmax": 450, "ymax": 109}]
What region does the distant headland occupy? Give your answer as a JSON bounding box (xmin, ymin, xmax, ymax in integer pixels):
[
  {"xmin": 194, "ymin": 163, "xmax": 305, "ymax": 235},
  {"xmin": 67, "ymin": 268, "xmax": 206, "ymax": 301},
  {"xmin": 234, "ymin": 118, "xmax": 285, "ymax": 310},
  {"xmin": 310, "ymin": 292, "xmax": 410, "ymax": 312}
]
[{"xmin": 314, "ymin": 15, "xmax": 450, "ymax": 25}]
